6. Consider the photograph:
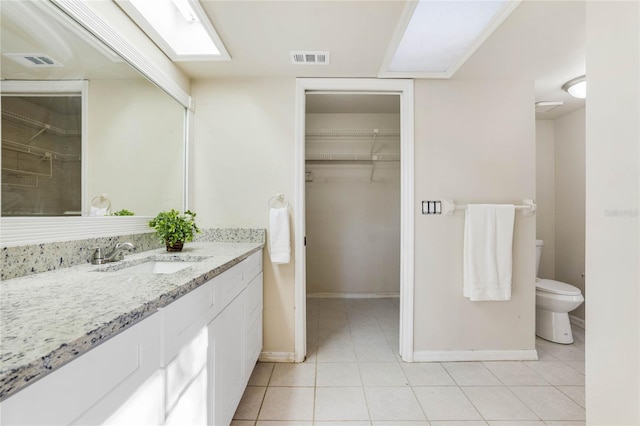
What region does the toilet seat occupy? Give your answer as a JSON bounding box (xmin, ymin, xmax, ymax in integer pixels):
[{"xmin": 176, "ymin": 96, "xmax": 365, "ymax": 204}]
[{"xmin": 536, "ymin": 278, "xmax": 581, "ymax": 296}]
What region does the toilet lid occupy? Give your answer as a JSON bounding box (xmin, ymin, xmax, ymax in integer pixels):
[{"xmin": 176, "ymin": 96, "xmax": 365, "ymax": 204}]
[{"xmin": 536, "ymin": 279, "xmax": 581, "ymax": 296}]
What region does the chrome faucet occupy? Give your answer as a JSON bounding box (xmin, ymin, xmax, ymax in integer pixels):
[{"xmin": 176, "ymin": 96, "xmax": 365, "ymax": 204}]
[{"xmin": 92, "ymin": 242, "xmax": 136, "ymax": 264}]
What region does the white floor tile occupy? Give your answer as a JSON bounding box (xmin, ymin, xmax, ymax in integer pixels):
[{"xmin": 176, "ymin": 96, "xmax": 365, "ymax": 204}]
[
  {"xmin": 534, "ymin": 347, "xmax": 559, "ymax": 361},
  {"xmin": 360, "ymin": 363, "xmax": 409, "ymax": 387},
  {"xmin": 269, "ymin": 362, "xmax": 316, "ymax": 387},
  {"xmin": 365, "ymin": 387, "xmax": 426, "ymax": 421},
  {"xmin": 258, "ymin": 387, "xmax": 315, "ymax": 421},
  {"xmin": 317, "ymin": 342, "xmax": 357, "ymax": 363},
  {"xmin": 413, "ymin": 386, "xmax": 482, "ymax": 421},
  {"xmin": 442, "ymin": 363, "xmax": 502, "ymax": 386},
  {"xmin": 244, "ymin": 300, "xmax": 586, "ymax": 425},
  {"xmin": 563, "ymin": 360, "xmax": 585, "ymax": 375},
  {"xmin": 461, "ymin": 386, "xmax": 538, "ymax": 421},
  {"xmin": 317, "ymin": 362, "xmax": 363, "ymax": 387},
  {"xmin": 509, "ymin": 386, "xmax": 586, "ymax": 421},
  {"xmin": 522, "ymin": 361, "xmax": 584, "ymax": 386},
  {"xmin": 230, "ymin": 421, "xmax": 255, "ymax": 426},
  {"xmin": 401, "ymin": 363, "xmax": 456, "ymax": 386},
  {"xmin": 233, "ymin": 386, "xmax": 266, "ymax": 420},
  {"xmin": 354, "ymin": 343, "xmax": 399, "ymax": 363},
  {"xmin": 482, "ymin": 362, "xmax": 548, "ymax": 386},
  {"xmin": 248, "ymin": 362, "xmax": 275, "ymax": 386},
  {"xmin": 315, "ymin": 387, "xmax": 370, "ymax": 421},
  {"xmin": 556, "ymin": 386, "xmax": 586, "ymax": 408}
]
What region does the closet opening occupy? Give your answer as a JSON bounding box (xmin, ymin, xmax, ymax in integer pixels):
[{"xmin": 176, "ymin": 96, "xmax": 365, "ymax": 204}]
[
  {"xmin": 304, "ymin": 92, "xmax": 402, "ymax": 361},
  {"xmin": 305, "ymin": 93, "xmax": 401, "ymax": 351},
  {"xmin": 294, "ymin": 78, "xmax": 414, "ymax": 364}
]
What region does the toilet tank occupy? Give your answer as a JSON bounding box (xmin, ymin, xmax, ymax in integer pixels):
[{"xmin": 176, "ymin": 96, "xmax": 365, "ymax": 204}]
[{"xmin": 536, "ymin": 240, "xmax": 544, "ymax": 276}]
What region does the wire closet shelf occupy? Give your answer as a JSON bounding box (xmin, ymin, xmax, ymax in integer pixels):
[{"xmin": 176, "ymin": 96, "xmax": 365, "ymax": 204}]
[{"xmin": 305, "ymin": 128, "xmax": 400, "ymax": 162}]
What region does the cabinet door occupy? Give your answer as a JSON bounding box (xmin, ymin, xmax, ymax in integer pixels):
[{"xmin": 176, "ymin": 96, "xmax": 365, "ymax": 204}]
[
  {"xmin": 209, "ymin": 295, "xmax": 245, "ymax": 426},
  {"xmin": 243, "ymin": 272, "xmax": 263, "ymax": 376},
  {"xmin": 1, "ymin": 313, "xmax": 162, "ymax": 426}
]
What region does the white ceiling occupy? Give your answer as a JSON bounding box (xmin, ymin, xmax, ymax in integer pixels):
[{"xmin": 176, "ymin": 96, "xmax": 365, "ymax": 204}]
[
  {"xmin": 181, "ymin": 0, "xmax": 585, "ymax": 119},
  {"xmin": 1, "ymin": 1, "xmax": 142, "ymax": 81},
  {"xmin": 1, "ymin": 0, "xmax": 586, "ymax": 119}
]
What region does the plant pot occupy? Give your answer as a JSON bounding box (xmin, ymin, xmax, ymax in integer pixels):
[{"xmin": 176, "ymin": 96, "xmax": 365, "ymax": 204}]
[{"xmin": 166, "ymin": 241, "xmax": 184, "ymax": 252}]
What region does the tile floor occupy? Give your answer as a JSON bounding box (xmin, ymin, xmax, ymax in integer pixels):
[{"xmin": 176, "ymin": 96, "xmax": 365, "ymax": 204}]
[{"xmin": 232, "ymin": 298, "xmax": 585, "ymax": 426}]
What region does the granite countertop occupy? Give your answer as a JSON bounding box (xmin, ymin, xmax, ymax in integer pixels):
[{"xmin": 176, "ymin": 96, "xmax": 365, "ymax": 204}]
[{"xmin": 0, "ymin": 242, "xmax": 264, "ymax": 401}]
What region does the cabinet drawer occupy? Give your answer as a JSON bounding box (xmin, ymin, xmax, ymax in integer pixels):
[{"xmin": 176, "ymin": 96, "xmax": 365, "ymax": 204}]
[
  {"xmin": 242, "ymin": 251, "xmax": 263, "ymax": 282},
  {"xmin": 0, "ymin": 313, "xmax": 161, "ymax": 426}
]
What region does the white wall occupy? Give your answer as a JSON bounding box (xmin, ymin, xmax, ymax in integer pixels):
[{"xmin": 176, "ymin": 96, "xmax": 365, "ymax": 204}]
[
  {"xmin": 536, "ymin": 120, "xmax": 556, "ymax": 279},
  {"xmin": 586, "ymin": 1, "xmax": 640, "ymax": 423},
  {"xmin": 88, "ymin": 79, "xmax": 184, "ymax": 216},
  {"xmin": 305, "ymin": 113, "xmax": 400, "ymax": 296},
  {"xmin": 554, "ymin": 108, "xmax": 586, "ymax": 320},
  {"xmin": 413, "ymin": 79, "xmax": 536, "ymax": 354},
  {"xmin": 190, "ymin": 78, "xmax": 297, "ymax": 355},
  {"xmin": 191, "ymin": 77, "xmax": 536, "ymax": 358}
]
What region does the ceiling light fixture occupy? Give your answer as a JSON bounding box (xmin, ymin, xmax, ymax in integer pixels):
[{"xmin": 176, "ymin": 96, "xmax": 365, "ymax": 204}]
[
  {"xmin": 116, "ymin": 0, "xmax": 230, "ymax": 61},
  {"xmin": 381, "ymin": 0, "xmax": 521, "ymax": 78},
  {"xmin": 535, "ymin": 101, "xmax": 564, "ymax": 113},
  {"xmin": 171, "ymin": 0, "xmax": 199, "ymax": 23},
  {"xmin": 562, "ymin": 75, "xmax": 586, "ymax": 99}
]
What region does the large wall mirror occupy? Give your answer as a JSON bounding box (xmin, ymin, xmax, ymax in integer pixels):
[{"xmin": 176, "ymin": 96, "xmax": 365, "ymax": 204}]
[{"xmin": 1, "ymin": 1, "xmax": 186, "ymax": 222}]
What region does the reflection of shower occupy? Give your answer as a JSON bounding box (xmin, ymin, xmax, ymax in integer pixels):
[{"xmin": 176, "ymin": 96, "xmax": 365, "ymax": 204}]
[{"xmin": 1, "ymin": 95, "xmax": 82, "ymax": 216}]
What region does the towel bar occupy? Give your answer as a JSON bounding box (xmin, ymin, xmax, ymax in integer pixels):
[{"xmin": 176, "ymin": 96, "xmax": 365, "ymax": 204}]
[{"xmin": 441, "ymin": 199, "xmax": 536, "ymax": 216}]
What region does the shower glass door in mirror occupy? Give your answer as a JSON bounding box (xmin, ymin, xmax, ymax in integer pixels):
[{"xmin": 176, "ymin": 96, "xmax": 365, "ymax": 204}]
[{"xmin": 2, "ymin": 91, "xmax": 83, "ymax": 216}]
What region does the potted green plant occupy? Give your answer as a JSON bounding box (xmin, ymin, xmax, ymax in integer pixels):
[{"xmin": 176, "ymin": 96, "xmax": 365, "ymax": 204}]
[
  {"xmin": 149, "ymin": 209, "xmax": 200, "ymax": 252},
  {"xmin": 111, "ymin": 209, "xmax": 135, "ymax": 216}
]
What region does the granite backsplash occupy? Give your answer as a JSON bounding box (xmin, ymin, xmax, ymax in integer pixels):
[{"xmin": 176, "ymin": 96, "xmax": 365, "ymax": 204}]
[{"xmin": 1, "ymin": 228, "xmax": 266, "ymax": 281}]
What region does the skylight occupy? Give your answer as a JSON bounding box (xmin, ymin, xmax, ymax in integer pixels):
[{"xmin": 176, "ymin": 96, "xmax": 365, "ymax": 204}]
[
  {"xmin": 382, "ymin": 0, "xmax": 521, "ymax": 78},
  {"xmin": 116, "ymin": 0, "xmax": 229, "ymax": 61}
]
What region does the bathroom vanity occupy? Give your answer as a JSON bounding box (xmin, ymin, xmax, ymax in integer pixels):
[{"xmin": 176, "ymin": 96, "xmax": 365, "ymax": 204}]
[{"xmin": 0, "ymin": 243, "xmax": 263, "ymax": 426}]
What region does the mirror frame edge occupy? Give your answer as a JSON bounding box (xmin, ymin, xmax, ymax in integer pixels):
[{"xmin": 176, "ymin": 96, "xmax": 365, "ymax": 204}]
[{"xmin": 1, "ymin": 0, "xmax": 192, "ymax": 248}]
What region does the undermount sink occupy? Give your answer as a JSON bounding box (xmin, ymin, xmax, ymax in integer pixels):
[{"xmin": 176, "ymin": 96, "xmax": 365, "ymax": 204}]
[
  {"xmin": 117, "ymin": 261, "xmax": 199, "ymax": 274},
  {"xmin": 95, "ymin": 256, "xmax": 209, "ymax": 274}
]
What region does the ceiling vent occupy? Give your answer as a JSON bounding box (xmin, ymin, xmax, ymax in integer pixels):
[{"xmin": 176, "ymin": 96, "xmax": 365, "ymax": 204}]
[
  {"xmin": 4, "ymin": 54, "xmax": 63, "ymax": 68},
  {"xmin": 291, "ymin": 51, "xmax": 330, "ymax": 65},
  {"xmin": 535, "ymin": 101, "xmax": 564, "ymax": 113}
]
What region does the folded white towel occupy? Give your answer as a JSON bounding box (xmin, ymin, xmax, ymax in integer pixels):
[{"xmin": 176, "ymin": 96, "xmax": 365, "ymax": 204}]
[
  {"xmin": 269, "ymin": 207, "xmax": 291, "ymax": 264},
  {"xmin": 463, "ymin": 204, "xmax": 515, "ymax": 301}
]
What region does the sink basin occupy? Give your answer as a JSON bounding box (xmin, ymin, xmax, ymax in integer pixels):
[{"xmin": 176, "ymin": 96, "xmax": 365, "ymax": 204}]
[
  {"xmin": 95, "ymin": 257, "xmax": 208, "ymax": 274},
  {"xmin": 118, "ymin": 261, "xmax": 198, "ymax": 274}
]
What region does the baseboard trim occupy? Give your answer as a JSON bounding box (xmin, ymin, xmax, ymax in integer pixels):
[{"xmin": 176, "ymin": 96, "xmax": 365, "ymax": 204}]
[
  {"xmin": 307, "ymin": 292, "xmax": 400, "ymax": 299},
  {"xmin": 259, "ymin": 352, "xmax": 295, "ymax": 363},
  {"xmin": 413, "ymin": 349, "xmax": 539, "ymax": 362},
  {"xmin": 569, "ymin": 314, "xmax": 585, "ymax": 329}
]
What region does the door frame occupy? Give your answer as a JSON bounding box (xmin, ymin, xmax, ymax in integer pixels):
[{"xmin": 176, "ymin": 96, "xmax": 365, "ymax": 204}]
[{"xmin": 294, "ymin": 78, "xmax": 415, "ymax": 362}]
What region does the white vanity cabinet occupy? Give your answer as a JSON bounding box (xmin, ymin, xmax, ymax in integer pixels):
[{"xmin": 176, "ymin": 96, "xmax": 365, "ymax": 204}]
[
  {"xmin": 0, "ymin": 249, "xmax": 263, "ymax": 426},
  {"xmin": 0, "ymin": 312, "xmax": 163, "ymax": 426},
  {"xmin": 209, "ymin": 251, "xmax": 263, "ymax": 426}
]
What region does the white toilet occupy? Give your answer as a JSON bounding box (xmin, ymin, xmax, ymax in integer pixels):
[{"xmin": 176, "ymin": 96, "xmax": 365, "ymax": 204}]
[{"xmin": 535, "ymin": 240, "xmax": 584, "ymax": 344}]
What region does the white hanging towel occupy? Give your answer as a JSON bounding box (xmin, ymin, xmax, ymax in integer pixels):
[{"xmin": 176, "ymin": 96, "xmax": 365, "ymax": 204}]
[
  {"xmin": 463, "ymin": 204, "xmax": 515, "ymax": 301},
  {"xmin": 269, "ymin": 207, "xmax": 291, "ymax": 264}
]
